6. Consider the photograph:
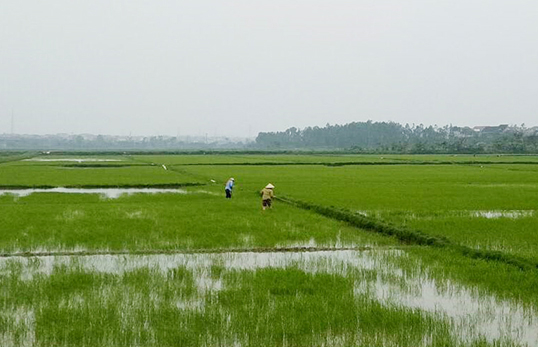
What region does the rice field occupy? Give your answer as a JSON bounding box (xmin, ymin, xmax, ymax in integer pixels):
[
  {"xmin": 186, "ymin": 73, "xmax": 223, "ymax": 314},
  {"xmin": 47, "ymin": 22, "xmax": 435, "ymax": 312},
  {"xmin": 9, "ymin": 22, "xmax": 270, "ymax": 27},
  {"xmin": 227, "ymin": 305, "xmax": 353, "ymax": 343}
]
[{"xmin": 1, "ymin": 153, "xmax": 537, "ymax": 346}]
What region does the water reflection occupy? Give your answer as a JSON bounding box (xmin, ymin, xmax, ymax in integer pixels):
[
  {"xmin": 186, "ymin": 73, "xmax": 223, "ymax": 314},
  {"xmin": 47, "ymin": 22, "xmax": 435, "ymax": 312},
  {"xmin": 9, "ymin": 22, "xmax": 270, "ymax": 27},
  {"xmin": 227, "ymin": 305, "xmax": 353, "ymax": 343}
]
[
  {"xmin": 471, "ymin": 210, "xmax": 535, "ymax": 219},
  {"xmin": 1, "ymin": 250, "xmax": 536, "ymax": 345},
  {"xmin": 23, "ymin": 158, "xmax": 122, "ymax": 162},
  {"xmin": 0, "ymin": 187, "xmax": 187, "ymax": 199}
]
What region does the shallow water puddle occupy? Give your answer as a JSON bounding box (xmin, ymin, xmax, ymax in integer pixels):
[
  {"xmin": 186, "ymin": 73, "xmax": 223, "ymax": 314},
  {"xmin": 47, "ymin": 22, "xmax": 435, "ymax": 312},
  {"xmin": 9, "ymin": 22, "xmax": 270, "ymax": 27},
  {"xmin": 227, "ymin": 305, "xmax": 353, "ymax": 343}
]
[
  {"xmin": 361, "ymin": 272, "xmax": 537, "ymax": 345},
  {"xmin": 471, "ymin": 210, "xmax": 535, "ymax": 219},
  {"xmin": 1, "ymin": 250, "xmax": 536, "ymax": 345},
  {"xmin": 0, "ymin": 187, "xmax": 188, "ymax": 199},
  {"xmin": 466, "ymin": 183, "xmax": 538, "ymax": 188},
  {"xmin": 23, "ymin": 158, "xmax": 123, "ymax": 162},
  {"xmin": 374, "ymin": 210, "xmax": 536, "ymax": 220}
]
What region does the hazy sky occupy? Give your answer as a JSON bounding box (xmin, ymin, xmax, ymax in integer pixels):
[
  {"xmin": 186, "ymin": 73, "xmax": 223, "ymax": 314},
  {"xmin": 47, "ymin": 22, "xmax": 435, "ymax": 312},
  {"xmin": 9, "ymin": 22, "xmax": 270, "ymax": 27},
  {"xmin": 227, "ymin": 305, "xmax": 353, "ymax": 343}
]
[{"xmin": 1, "ymin": 1, "xmax": 537, "ymax": 137}]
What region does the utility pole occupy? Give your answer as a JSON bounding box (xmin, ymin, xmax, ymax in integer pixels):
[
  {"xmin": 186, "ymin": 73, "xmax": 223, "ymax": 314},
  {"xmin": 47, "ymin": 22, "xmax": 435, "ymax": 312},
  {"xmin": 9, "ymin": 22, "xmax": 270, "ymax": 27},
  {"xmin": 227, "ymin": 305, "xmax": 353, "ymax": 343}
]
[{"xmin": 11, "ymin": 110, "xmax": 14, "ymax": 134}]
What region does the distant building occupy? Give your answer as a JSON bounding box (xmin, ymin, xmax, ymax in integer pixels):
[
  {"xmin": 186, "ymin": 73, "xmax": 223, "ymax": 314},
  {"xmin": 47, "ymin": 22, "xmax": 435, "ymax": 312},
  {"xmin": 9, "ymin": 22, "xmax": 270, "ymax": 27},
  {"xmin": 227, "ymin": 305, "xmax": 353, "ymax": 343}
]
[
  {"xmin": 473, "ymin": 124, "xmax": 509, "ymax": 135},
  {"xmin": 452, "ymin": 126, "xmax": 474, "ymax": 138}
]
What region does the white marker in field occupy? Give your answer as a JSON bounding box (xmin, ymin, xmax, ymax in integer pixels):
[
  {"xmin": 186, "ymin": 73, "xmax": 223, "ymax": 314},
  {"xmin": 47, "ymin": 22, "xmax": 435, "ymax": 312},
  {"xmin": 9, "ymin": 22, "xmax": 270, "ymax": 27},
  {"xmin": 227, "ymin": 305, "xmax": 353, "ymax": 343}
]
[{"xmin": 162, "ymin": 165, "xmax": 167, "ymax": 170}]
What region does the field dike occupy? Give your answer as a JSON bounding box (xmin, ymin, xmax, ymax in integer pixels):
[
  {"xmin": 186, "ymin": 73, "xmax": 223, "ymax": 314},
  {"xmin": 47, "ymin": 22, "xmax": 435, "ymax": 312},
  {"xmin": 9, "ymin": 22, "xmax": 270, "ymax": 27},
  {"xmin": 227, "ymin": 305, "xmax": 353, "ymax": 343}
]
[
  {"xmin": 179, "ymin": 161, "xmax": 538, "ymax": 166},
  {"xmin": 59, "ymin": 163, "xmax": 150, "ymax": 168},
  {"xmin": 277, "ymin": 196, "xmax": 538, "ymax": 271},
  {"xmin": 323, "ymin": 161, "xmax": 538, "ymax": 166},
  {"xmin": 0, "ymin": 246, "xmax": 378, "ymax": 259},
  {"xmin": 22, "ymin": 158, "xmax": 124, "ymax": 162}
]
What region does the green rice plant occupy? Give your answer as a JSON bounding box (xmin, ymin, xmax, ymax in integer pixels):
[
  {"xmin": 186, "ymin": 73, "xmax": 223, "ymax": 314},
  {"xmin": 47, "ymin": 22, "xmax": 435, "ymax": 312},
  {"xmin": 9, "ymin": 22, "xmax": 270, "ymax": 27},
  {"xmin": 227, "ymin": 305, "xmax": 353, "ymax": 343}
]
[
  {"xmin": 0, "ymin": 252, "xmax": 530, "ymax": 347},
  {"xmin": 215, "ymin": 267, "xmax": 458, "ymax": 347},
  {"xmin": 132, "ymin": 153, "xmax": 404, "ymax": 165},
  {"xmin": 130, "ymin": 153, "xmax": 538, "ymax": 167},
  {"xmin": 277, "ymin": 196, "xmax": 449, "ymax": 246},
  {"xmin": 382, "ymin": 212, "xmax": 538, "ymax": 263},
  {"xmin": 400, "ymin": 246, "xmax": 538, "ymax": 307},
  {"xmin": 180, "ymin": 163, "xmax": 538, "ymax": 261},
  {"xmin": 277, "ymin": 196, "xmax": 538, "ymax": 271},
  {"xmin": 6, "ymin": 156, "xmax": 131, "ymax": 166},
  {"xmin": 0, "ymin": 152, "xmax": 38, "ymax": 164},
  {"xmin": 2, "ymin": 154, "xmax": 537, "ymax": 346},
  {"xmin": 0, "ymin": 164, "xmax": 200, "ymax": 187},
  {"xmin": 180, "ymin": 164, "xmax": 538, "ymax": 211},
  {"xmin": 0, "ymin": 191, "xmax": 396, "ymax": 253}
]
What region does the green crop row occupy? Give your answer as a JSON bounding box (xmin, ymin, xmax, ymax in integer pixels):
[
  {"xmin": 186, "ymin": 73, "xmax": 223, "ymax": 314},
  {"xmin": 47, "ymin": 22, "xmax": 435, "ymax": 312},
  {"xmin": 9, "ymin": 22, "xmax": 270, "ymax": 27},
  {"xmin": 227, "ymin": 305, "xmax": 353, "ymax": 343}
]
[
  {"xmin": 137, "ymin": 153, "xmax": 538, "ymax": 165},
  {"xmin": 278, "ymin": 196, "xmax": 538, "ymax": 271},
  {"xmin": 0, "ymin": 164, "xmax": 200, "ymax": 187},
  {"xmin": 179, "ymin": 163, "xmax": 538, "ymax": 260},
  {"xmin": 180, "ymin": 164, "xmax": 538, "ymax": 211},
  {"xmin": 0, "ymin": 152, "xmax": 38, "ymax": 164},
  {"xmin": 377, "ymin": 210, "xmax": 538, "ymax": 263},
  {"xmin": 0, "ymin": 191, "xmax": 395, "ymax": 253}
]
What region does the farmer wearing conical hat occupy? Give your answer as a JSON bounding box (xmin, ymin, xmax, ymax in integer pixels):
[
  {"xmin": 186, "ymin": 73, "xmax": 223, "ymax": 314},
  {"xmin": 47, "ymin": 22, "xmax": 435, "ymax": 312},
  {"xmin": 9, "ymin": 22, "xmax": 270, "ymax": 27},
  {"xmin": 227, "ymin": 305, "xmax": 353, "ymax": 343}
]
[{"xmin": 260, "ymin": 183, "xmax": 275, "ymax": 210}]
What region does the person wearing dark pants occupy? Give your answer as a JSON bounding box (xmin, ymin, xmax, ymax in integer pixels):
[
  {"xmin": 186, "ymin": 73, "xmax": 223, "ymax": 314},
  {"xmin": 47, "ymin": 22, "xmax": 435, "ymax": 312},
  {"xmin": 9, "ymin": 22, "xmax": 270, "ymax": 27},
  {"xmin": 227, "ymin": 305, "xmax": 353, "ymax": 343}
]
[
  {"xmin": 225, "ymin": 178, "xmax": 234, "ymax": 199},
  {"xmin": 260, "ymin": 183, "xmax": 275, "ymax": 210}
]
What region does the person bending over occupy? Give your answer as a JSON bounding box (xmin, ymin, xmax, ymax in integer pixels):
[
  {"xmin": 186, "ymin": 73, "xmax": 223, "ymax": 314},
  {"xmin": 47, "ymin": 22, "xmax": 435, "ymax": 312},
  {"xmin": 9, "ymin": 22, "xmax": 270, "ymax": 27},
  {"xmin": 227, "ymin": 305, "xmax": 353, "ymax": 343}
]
[{"xmin": 260, "ymin": 183, "xmax": 275, "ymax": 210}]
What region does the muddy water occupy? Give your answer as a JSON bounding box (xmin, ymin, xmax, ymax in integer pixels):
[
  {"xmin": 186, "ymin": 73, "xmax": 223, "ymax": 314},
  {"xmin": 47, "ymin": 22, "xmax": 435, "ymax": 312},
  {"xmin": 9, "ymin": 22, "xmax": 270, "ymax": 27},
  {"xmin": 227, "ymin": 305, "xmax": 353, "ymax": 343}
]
[
  {"xmin": 1, "ymin": 250, "xmax": 536, "ymax": 345},
  {"xmin": 0, "ymin": 187, "xmax": 188, "ymax": 199}
]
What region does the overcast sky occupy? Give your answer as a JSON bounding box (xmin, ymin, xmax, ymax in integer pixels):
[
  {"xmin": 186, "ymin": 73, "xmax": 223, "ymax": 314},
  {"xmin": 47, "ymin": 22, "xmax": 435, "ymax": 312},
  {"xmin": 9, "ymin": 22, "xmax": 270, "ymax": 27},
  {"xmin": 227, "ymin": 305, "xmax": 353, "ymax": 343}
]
[{"xmin": 1, "ymin": 1, "xmax": 537, "ymax": 137}]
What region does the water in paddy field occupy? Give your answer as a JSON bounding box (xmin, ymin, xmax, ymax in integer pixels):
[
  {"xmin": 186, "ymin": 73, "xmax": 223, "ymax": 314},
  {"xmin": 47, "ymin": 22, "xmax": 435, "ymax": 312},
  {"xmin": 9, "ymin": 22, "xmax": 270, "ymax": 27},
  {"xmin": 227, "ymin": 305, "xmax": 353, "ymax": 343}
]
[
  {"xmin": 0, "ymin": 187, "xmax": 189, "ymax": 199},
  {"xmin": 1, "ymin": 250, "xmax": 536, "ymax": 346},
  {"xmin": 23, "ymin": 158, "xmax": 123, "ymax": 162},
  {"xmin": 471, "ymin": 210, "xmax": 535, "ymax": 219},
  {"xmin": 368, "ymin": 210, "xmax": 536, "ymax": 220}
]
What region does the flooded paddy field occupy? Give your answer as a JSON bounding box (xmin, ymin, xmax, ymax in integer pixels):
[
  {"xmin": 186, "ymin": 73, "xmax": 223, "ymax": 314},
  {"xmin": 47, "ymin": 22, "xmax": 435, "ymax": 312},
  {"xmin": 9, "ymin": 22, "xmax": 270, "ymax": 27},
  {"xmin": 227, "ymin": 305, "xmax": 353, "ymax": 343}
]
[
  {"xmin": 1, "ymin": 250, "xmax": 537, "ymax": 346},
  {"xmin": 1, "ymin": 153, "xmax": 538, "ymax": 346},
  {"xmin": 22, "ymin": 158, "xmax": 123, "ymax": 162},
  {"xmin": 0, "ymin": 187, "xmax": 190, "ymax": 199}
]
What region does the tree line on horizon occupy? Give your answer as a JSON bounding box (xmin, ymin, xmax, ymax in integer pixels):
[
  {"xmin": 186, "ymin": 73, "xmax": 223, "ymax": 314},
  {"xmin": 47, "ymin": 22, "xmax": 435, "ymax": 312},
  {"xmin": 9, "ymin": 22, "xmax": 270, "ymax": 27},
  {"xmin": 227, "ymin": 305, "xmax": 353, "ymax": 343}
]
[
  {"xmin": 0, "ymin": 134, "xmax": 247, "ymax": 151},
  {"xmin": 255, "ymin": 121, "xmax": 538, "ymax": 154},
  {"xmin": 2, "ymin": 121, "xmax": 538, "ymax": 153}
]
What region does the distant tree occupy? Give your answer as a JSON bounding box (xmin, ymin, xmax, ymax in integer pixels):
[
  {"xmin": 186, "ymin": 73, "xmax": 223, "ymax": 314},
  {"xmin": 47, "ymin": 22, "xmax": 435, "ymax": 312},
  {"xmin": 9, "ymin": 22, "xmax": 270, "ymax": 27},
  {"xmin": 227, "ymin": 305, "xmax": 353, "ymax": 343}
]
[{"xmin": 253, "ymin": 121, "xmax": 538, "ymax": 154}]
